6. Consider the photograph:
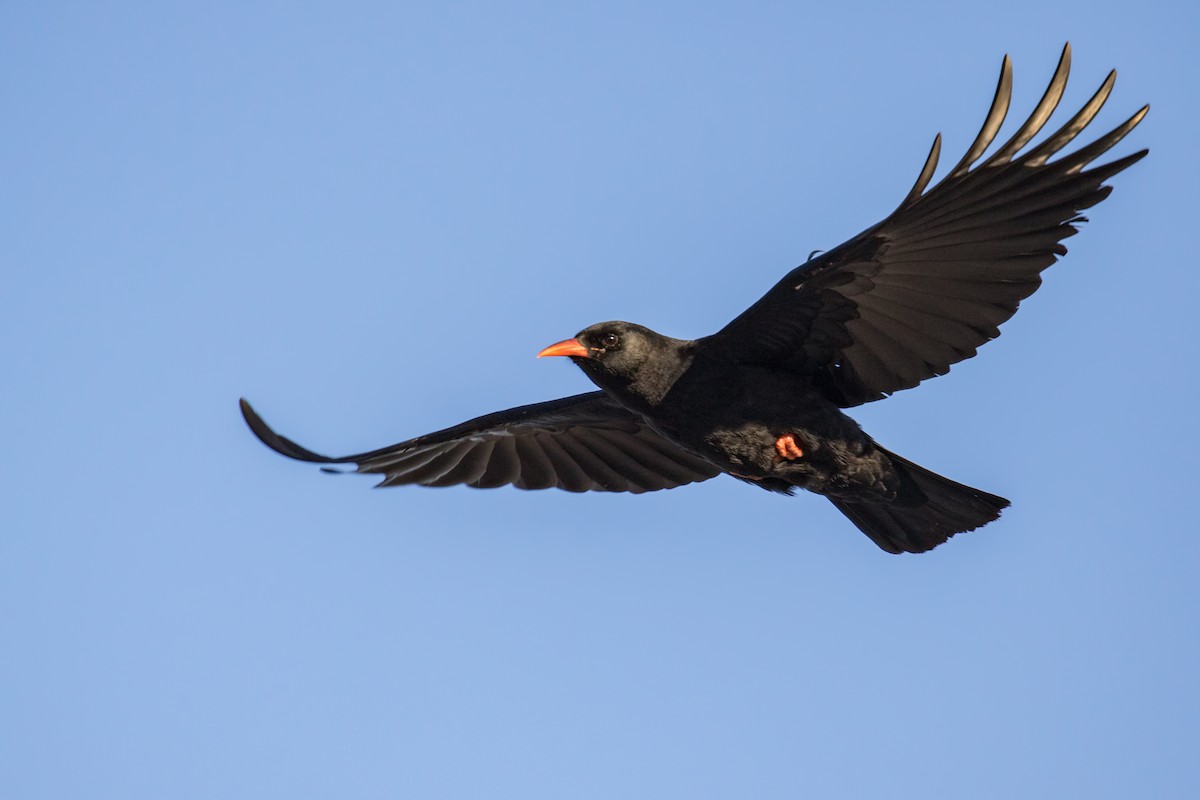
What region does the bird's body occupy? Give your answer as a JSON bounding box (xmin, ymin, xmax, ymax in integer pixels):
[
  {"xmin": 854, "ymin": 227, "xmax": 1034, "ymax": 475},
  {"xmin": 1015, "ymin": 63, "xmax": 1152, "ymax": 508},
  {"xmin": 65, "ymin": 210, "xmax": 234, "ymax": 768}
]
[
  {"xmin": 241, "ymin": 44, "xmax": 1146, "ymax": 553},
  {"xmin": 581, "ymin": 329, "xmax": 890, "ymax": 499},
  {"xmin": 533, "ymin": 321, "xmax": 1010, "ymax": 553},
  {"xmin": 662, "ymin": 360, "xmax": 878, "ymax": 496},
  {"xmin": 656, "ymin": 363, "xmax": 906, "ymax": 502}
]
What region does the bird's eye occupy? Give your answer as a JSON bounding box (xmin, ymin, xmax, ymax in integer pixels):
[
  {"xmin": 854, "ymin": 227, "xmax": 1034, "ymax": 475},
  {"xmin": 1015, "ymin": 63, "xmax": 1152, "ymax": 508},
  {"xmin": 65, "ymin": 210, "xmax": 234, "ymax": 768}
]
[{"xmin": 600, "ymin": 333, "xmax": 620, "ymax": 349}]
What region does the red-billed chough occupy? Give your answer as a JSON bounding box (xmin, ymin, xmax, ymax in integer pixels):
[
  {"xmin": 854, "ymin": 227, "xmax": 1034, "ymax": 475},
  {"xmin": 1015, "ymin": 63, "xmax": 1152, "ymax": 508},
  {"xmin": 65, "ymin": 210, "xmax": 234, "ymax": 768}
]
[{"xmin": 241, "ymin": 45, "xmax": 1147, "ymax": 553}]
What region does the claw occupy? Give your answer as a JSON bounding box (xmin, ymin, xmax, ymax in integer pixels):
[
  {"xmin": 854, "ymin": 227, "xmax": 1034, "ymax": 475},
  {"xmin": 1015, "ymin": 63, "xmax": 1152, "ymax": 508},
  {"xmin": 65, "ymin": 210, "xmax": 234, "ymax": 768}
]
[{"xmin": 774, "ymin": 434, "xmax": 804, "ymax": 461}]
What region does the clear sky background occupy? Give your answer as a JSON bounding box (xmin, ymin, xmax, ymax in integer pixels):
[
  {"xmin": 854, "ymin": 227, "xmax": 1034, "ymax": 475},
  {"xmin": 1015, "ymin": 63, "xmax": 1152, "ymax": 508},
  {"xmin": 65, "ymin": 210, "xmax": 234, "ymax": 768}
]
[{"xmin": 4, "ymin": 2, "xmax": 1198, "ymax": 798}]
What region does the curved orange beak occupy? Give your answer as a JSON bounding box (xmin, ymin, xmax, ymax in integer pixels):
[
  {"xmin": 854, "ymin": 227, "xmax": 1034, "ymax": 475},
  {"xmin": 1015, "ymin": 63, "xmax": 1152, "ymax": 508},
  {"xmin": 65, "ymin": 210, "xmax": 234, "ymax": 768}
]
[{"xmin": 537, "ymin": 338, "xmax": 590, "ymax": 358}]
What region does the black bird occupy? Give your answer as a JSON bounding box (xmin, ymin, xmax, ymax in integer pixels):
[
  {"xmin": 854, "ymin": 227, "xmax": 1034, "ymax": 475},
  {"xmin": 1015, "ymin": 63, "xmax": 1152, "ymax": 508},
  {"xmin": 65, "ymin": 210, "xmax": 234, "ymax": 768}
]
[{"xmin": 241, "ymin": 45, "xmax": 1147, "ymax": 553}]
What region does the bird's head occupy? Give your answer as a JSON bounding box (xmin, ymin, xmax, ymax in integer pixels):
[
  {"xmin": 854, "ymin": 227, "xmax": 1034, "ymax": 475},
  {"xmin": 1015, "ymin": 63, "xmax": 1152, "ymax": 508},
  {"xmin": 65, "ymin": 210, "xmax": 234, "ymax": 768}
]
[{"xmin": 538, "ymin": 321, "xmax": 692, "ymax": 407}]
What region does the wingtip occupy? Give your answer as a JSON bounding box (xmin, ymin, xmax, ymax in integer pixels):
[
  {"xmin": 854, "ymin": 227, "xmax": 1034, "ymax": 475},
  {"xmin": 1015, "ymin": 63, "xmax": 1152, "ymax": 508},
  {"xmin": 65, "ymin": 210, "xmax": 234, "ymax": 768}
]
[
  {"xmin": 238, "ymin": 397, "xmax": 342, "ymax": 464},
  {"xmin": 239, "ymin": 396, "xmax": 280, "ymax": 451},
  {"xmin": 947, "ymin": 51, "xmax": 1014, "ymax": 179},
  {"xmin": 239, "ymin": 397, "xmax": 264, "ymax": 432},
  {"xmin": 896, "ymin": 132, "xmax": 942, "ymax": 211},
  {"xmin": 999, "ymin": 53, "xmax": 1013, "ymax": 89},
  {"xmin": 1058, "ymin": 42, "xmax": 1072, "ymax": 79}
]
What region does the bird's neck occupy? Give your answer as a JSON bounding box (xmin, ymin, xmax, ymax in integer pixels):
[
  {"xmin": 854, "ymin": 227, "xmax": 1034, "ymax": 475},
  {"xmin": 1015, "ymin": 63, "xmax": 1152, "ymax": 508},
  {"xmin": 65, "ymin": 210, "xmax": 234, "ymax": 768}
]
[{"xmin": 582, "ymin": 346, "xmax": 694, "ymax": 413}]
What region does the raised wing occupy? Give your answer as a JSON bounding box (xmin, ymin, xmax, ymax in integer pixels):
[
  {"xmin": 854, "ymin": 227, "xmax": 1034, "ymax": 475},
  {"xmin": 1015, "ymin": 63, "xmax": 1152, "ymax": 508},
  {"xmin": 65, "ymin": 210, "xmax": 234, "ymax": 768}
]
[
  {"xmin": 240, "ymin": 393, "xmax": 720, "ymax": 493},
  {"xmin": 708, "ymin": 44, "xmax": 1148, "ymax": 407}
]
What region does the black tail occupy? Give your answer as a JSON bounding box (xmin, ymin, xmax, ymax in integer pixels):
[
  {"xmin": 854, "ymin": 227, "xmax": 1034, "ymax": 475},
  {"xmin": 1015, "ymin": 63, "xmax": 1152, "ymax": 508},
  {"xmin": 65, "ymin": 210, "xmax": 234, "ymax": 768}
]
[{"xmin": 829, "ymin": 447, "xmax": 1009, "ymax": 554}]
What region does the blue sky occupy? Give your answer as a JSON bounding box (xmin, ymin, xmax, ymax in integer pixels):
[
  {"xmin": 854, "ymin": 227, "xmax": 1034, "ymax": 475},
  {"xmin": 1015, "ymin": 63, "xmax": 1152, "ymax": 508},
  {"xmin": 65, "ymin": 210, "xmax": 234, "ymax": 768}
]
[{"xmin": 4, "ymin": 1, "xmax": 1198, "ymax": 797}]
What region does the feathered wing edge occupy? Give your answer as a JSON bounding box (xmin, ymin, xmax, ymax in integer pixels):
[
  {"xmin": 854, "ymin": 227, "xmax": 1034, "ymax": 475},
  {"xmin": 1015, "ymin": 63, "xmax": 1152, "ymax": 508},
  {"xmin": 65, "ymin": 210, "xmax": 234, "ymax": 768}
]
[
  {"xmin": 239, "ymin": 396, "xmax": 721, "ymax": 494},
  {"xmin": 781, "ymin": 43, "xmax": 1148, "ymax": 407},
  {"xmin": 706, "ymin": 45, "xmax": 1149, "ymax": 406},
  {"xmin": 894, "ymin": 44, "xmax": 1147, "ymax": 217}
]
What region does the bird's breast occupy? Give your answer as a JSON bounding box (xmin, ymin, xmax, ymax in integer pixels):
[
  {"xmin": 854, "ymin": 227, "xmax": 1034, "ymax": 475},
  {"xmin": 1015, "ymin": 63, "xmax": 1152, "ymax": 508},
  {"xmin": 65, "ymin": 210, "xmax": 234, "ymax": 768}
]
[{"xmin": 639, "ymin": 361, "xmax": 888, "ymax": 494}]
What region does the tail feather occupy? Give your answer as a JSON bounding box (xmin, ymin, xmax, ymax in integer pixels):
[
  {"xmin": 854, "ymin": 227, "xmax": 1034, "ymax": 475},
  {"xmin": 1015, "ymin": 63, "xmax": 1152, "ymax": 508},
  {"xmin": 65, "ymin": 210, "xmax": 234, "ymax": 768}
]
[{"xmin": 830, "ymin": 447, "xmax": 1009, "ymax": 554}]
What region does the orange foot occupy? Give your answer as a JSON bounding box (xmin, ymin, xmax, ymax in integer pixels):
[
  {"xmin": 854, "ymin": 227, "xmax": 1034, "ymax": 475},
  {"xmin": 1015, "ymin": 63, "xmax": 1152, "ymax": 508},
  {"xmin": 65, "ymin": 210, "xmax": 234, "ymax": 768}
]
[{"xmin": 774, "ymin": 434, "xmax": 804, "ymax": 462}]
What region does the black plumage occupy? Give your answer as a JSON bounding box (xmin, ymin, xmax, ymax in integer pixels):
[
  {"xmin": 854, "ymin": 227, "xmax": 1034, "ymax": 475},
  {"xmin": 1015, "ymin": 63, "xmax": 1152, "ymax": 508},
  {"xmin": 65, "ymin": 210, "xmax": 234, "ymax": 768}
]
[
  {"xmin": 241, "ymin": 45, "xmax": 1146, "ymax": 553},
  {"xmin": 241, "ymin": 393, "xmax": 720, "ymax": 494}
]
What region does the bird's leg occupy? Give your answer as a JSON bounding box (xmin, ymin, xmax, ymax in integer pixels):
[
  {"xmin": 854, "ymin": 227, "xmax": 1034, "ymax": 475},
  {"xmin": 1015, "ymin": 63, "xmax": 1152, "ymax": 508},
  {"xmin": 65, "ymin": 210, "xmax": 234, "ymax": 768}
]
[{"xmin": 774, "ymin": 434, "xmax": 804, "ymax": 462}]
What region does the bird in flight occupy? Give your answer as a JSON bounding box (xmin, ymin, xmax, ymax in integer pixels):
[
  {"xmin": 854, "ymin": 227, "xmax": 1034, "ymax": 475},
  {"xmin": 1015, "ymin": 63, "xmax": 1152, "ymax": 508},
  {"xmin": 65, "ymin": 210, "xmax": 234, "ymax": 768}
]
[{"xmin": 242, "ymin": 44, "xmax": 1147, "ymax": 554}]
